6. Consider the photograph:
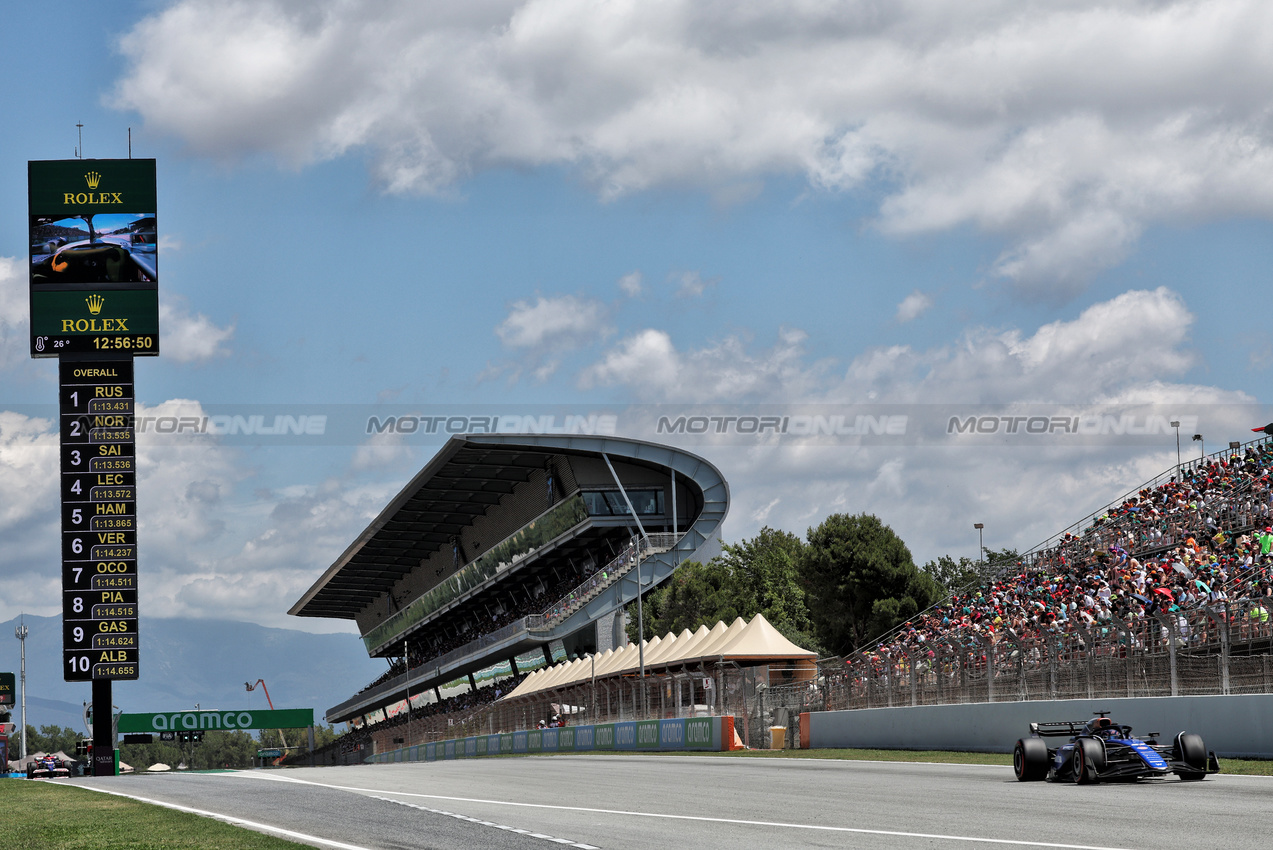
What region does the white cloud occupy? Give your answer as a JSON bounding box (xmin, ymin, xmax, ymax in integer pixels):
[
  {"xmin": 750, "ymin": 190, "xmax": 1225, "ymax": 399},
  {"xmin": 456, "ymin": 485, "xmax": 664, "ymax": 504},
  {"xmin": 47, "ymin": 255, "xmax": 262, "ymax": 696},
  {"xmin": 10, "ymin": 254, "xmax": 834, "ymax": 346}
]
[
  {"xmin": 617, "ymin": 270, "xmax": 643, "ymax": 297},
  {"xmin": 895, "ymin": 290, "xmax": 932, "ymax": 323},
  {"xmin": 159, "ymin": 296, "xmax": 234, "ymax": 363},
  {"xmin": 838, "ymin": 287, "xmax": 1198, "ymax": 405},
  {"xmin": 584, "ymin": 288, "xmax": 1198, "ymax": 405},
  {"xmin": 113, "ymin": 0, "xmax": 1273, "ymax": 295},
  {"xmin": 672, "ymin": 271, "xmax": 716, "ymax": 299},
  {"xmin": 492, "ymin": 294, "xmax": 609, "ymax": 381},
  {"xmin": 497, "ymin": 294, "xmax": 607, "ymax": 350},
  {"xmin": 580, "ymin": 325, "xmax": 824, "ymax": 401},
  {"xmin": 0, "ymin": 257, "xmax": 30, "ymax": 370},
  {"xmin": 0, "ymin": 393, "xmax": 404, "ymax": 630},
  {"xmin": 0, "ymin": 411, "xmax": 59, "ymax": 531},
  {"xmin": 584, "ymin": 286, "xmax": 1262, "ymax": 562}
]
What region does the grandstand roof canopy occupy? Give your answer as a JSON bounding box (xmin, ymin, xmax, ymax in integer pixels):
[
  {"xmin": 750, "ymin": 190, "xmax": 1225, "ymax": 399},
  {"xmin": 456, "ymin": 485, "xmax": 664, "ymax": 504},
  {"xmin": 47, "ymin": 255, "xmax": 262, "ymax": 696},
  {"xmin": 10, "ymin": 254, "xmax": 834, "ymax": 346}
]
[{"xmin": 290, "ymin": 436, "xmax": 614, "ymax": 620}]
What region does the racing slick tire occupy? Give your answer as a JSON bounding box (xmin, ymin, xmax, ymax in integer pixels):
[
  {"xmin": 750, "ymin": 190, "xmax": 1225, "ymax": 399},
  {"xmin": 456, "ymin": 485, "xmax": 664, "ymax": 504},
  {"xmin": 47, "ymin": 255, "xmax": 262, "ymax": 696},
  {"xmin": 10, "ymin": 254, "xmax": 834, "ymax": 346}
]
[
  {"xmin": 1072, "ymin": 737, "xmax": 1104, "ymax": 785},
  {"xmin": 1013, "ymin": 738, "xmax": 1049, "ymax": 781},
  {"xmin": 1174, "ymin": 732, "xmax": 1207, "ymax": 780}
]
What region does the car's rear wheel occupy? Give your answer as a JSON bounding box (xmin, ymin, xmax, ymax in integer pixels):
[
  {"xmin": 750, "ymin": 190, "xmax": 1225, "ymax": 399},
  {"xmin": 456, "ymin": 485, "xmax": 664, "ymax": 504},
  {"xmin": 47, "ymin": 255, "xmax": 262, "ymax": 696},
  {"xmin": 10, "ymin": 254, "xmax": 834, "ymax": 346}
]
[{"xmin": 1013, "ymin": 738, "xmax": 1049, "ymax": 781}]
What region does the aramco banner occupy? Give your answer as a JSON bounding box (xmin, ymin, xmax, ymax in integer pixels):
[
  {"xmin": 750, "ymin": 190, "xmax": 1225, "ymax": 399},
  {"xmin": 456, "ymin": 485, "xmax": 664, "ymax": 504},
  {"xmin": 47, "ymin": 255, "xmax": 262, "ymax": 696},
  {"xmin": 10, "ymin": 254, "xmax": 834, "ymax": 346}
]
[{"xmin": 117, "ymin": 708, "xmax": 314, "ymax": 733}]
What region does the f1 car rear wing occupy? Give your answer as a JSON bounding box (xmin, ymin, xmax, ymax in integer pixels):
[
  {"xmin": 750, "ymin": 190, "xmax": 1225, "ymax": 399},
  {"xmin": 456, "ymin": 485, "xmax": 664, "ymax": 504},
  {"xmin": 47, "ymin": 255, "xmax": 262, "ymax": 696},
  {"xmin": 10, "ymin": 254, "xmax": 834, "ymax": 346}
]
[{"xmin": 1029, "ymin": 721, "xmax": 1088, "ymax": 737}]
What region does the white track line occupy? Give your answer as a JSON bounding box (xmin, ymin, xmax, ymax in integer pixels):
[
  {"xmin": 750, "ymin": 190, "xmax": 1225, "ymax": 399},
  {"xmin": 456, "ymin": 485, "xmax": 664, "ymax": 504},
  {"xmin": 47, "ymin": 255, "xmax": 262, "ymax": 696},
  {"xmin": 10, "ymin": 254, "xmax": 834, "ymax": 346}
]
[
  {"xmin": 372, "ymin": 795, "xmax": 599, "ymax": 848},
  {"xmin": 71, "ymin": 777, "xmax": 600, "ymax": 849},
  {"xmin": 225, "ymin": 772, "xmax": 1141, "ymax": 849},
  {"xmin": 65, "ymin": 783, "xmax": 374, "ymax": 850}
]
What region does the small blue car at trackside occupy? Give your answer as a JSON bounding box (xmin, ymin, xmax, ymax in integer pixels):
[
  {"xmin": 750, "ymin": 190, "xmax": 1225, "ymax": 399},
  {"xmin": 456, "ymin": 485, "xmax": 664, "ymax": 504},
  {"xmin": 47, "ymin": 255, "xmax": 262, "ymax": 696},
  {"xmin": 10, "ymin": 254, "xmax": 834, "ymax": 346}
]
[{"xmin": 1013, "ymin": 711, "xmax": 1220, "ymax": 783}]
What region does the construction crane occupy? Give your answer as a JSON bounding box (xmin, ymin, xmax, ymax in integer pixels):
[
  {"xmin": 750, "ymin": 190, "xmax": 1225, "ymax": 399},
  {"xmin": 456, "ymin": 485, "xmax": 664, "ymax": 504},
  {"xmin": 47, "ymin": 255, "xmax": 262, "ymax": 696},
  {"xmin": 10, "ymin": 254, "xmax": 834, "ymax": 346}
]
[{"xmin": 244, "ymin": 679, "xmax": 287, "ymax": 764}]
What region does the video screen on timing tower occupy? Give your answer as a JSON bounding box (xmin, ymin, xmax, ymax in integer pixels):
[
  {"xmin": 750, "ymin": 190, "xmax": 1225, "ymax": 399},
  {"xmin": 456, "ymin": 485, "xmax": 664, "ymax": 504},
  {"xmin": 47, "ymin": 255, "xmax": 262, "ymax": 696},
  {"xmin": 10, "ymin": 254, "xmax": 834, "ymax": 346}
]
[{"xmin": 28, "ymin": 159, "xmax": 159, "ymax": 357}]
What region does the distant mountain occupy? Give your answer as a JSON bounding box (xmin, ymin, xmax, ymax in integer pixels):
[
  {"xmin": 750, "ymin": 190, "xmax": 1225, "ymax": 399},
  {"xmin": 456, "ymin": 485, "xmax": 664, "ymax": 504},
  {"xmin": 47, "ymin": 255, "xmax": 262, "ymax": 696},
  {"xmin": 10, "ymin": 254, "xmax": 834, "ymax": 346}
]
[{"xmin": 0, "ymin": 615, "xmax": 387, "ymax": 730}]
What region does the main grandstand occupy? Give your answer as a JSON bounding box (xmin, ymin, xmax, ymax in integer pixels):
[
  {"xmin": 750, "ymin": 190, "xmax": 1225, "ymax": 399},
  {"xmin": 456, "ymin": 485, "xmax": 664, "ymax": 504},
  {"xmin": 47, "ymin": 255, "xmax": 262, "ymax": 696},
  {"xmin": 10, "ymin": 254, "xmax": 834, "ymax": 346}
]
[{"xmin": 289, "ymin": 434, "xmax": 728, "ymax": 751}]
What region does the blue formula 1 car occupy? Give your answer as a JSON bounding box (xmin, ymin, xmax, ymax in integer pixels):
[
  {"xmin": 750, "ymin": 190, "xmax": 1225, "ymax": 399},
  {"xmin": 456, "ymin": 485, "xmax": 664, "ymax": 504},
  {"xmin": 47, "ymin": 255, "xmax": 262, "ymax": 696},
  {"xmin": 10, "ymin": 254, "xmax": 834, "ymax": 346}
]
[{"xmin": 1013, "ymin": 712, "xmax": 1220, "ymax": 783}]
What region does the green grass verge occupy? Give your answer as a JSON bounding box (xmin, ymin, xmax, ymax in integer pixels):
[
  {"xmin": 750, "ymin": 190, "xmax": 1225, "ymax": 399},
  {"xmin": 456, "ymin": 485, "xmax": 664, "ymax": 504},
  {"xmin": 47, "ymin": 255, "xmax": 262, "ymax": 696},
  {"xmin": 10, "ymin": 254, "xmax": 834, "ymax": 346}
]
[{"xmin": 0, "ymin": 780, "xmax": 309, "ymax": 849}]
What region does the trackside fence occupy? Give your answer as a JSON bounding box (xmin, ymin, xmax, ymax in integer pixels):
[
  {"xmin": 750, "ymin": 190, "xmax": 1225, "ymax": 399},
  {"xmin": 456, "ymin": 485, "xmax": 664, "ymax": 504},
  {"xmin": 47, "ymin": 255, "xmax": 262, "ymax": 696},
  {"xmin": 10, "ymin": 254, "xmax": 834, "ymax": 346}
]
[{"xmin": 820, "ymin": 603, "xmax": 1273, "ymax": 710}]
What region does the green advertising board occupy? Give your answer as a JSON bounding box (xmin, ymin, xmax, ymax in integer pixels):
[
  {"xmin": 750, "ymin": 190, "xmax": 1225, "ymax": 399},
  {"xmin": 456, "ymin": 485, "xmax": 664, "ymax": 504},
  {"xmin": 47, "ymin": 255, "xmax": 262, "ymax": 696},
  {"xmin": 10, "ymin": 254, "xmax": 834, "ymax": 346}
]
[
  {"xmin": 117, "ymin": 708, "xmax": 314, "ymax": 733},
  {"xmin": 0, "ymin": 672, "xmax": 14, "ymax": 707},
  {"xmin": 28, "ymin": 159, "xmax": 159, "ymax": 358}
]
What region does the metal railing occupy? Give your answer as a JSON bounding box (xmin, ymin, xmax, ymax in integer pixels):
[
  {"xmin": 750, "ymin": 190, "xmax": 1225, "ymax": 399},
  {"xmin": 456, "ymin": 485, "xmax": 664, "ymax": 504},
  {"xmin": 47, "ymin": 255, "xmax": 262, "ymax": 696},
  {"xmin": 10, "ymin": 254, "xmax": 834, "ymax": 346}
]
[
  {"xmin": 527, "ymin": 532, "xmax": 678, "ymax": 632},
  {"xmin": 343, "ymin": 532, "xmax": 683, "ymax": 714},
  {"xmin": 820, "ymin": 598, "xmax": 1273, "ymax": 710}
]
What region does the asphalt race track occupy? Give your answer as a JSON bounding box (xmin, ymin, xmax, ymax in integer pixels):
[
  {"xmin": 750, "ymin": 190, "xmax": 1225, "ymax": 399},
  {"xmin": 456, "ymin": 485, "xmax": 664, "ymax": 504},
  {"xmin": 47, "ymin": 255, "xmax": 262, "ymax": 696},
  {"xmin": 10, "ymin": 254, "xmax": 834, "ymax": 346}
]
[{"xmin": 62, "ymin": 755, "xmax": 1273, "ymax": 849}]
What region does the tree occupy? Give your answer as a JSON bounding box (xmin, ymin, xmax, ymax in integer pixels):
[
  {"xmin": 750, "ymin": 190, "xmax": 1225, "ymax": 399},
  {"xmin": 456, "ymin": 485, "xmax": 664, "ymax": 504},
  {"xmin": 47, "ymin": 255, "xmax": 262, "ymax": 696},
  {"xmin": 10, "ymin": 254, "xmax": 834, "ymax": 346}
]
[
  {"xmin": 626, "ymin": 525, "xmax": 823, "ymax": 653},
  {"xmin": 25, "ymin": 724, "xmax": 80, "ymax": 755},
  {"xmin": 627, "ymin": 559, "xmax": 735, "ymax": 642},
  {"xmin": 715, "ymin": 527, "xmax": 811, "ymax": 638},
  {"xmin": 983, "ymin": 546, "xmax": 1021, "ymax": 575},
  {"xmin": 799, "ymin": 513, "xmax": 940, "ymax": 655},
  {"xmin": 922, "ymin": 555, "xmax": 982, "ymax": 594}
]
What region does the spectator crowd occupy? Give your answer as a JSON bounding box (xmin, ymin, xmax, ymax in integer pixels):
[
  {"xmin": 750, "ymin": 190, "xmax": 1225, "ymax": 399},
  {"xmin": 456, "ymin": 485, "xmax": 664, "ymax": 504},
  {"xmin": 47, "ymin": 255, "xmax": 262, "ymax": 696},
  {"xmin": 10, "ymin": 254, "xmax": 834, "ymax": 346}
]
[{"xmin": 864, "ymin": 440, "xmax": 1273, "ymax": 678}]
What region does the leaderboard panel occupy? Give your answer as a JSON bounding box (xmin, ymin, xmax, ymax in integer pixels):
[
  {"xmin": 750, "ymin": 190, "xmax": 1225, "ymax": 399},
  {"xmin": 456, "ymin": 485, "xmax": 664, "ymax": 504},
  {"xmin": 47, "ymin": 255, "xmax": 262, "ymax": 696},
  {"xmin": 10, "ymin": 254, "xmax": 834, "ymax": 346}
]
[{"xmin": 60, "ymin": 359, "xmax": 139, "ymax": 681}]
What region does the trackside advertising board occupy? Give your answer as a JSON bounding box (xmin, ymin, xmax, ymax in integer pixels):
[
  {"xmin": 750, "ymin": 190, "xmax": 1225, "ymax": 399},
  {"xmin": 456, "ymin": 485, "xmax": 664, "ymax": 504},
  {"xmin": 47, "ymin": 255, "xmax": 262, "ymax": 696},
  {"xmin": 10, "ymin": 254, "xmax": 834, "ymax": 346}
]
[
  {"xmin": 117, "ymin": 708, "xmax": 314, "ymax": 733},
  {"xmin": 373, "ymin": 716, "xmax": 733, "ymax": 764}
]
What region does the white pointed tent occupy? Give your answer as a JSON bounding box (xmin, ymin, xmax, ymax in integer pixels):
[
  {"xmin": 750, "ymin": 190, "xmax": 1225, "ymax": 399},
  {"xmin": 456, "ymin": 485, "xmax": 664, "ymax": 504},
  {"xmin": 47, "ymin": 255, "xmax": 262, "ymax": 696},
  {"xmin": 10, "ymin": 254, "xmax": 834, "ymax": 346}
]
[{"xmin": 498, "ymin": 613, "xmax": 816, "ymax": 703}]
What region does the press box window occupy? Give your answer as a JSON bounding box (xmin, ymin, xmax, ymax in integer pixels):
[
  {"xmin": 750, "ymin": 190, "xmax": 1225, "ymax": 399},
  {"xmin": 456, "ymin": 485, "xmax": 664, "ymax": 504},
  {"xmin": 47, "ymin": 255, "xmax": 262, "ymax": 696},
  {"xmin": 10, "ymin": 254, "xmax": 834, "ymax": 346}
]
[{"xmin": 582, "ymin": 489, "xmax": 664, "ymax": 517}]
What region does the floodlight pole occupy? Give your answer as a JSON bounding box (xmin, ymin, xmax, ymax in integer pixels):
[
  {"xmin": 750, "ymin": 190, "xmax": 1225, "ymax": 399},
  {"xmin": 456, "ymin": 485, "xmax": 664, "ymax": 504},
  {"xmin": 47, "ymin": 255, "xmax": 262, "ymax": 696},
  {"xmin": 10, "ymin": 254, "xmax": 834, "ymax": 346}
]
[
  {"xmin": 15, "ymin": 621, "xmax": 28, "ymax": 760},
  {"xmin": 1170, "ymin": 420, "xmax": 1181, "ymax": 475},
  {"xmin": 974, "ymin": 523, "xmax": 985, "ymax": 565}
]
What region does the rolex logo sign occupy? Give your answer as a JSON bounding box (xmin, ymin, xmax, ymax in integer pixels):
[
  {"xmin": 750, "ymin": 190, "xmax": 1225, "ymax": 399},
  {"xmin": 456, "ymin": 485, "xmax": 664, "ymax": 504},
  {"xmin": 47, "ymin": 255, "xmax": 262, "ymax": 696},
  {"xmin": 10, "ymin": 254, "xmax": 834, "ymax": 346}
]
[
  {"xmin": 61, "ymin": 170, "xmax": 122, "ymax": 205},
  {"xmin": 61, "ymin": 295, "xmax": 130, "ymax": 332}
]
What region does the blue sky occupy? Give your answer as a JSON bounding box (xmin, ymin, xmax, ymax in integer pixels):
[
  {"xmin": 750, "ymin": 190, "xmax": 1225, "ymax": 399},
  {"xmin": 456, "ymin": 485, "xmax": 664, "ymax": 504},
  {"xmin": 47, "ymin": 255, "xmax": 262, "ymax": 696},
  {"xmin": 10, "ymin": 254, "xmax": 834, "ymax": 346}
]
[{"xmin": 2, "ymin": 0, "xmax": 1272, "ymax": 634}]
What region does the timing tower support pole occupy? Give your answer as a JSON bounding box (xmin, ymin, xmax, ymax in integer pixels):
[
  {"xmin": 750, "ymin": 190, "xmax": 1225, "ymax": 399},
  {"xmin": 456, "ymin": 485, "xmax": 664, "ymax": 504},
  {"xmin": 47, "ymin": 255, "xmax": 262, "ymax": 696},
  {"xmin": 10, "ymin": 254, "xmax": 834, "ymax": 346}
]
[{"xmin": 91, "ymin": 679, "xmax": 113, "ymax": 776}]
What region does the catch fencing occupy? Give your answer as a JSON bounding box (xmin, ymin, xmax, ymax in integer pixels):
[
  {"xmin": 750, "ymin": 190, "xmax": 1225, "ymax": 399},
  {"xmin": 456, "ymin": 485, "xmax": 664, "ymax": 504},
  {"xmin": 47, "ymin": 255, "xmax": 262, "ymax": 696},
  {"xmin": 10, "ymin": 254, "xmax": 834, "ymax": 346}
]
[{"xmin": 822, "ymin": 602, "xmax": 1273, "ymax": 711}]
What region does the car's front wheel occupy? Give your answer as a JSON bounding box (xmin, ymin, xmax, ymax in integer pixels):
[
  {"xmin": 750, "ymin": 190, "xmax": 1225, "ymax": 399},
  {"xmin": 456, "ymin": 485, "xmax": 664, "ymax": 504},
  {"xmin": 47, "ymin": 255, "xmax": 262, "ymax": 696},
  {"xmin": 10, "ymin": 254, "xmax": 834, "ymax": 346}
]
[
  {"xmin": 1174, "ymin": 732, "xmax": 1207, "ymax": 780},
  {"xmin": 1072, "ymin": 738, "xmax": 1103, "ymax": 784}
]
